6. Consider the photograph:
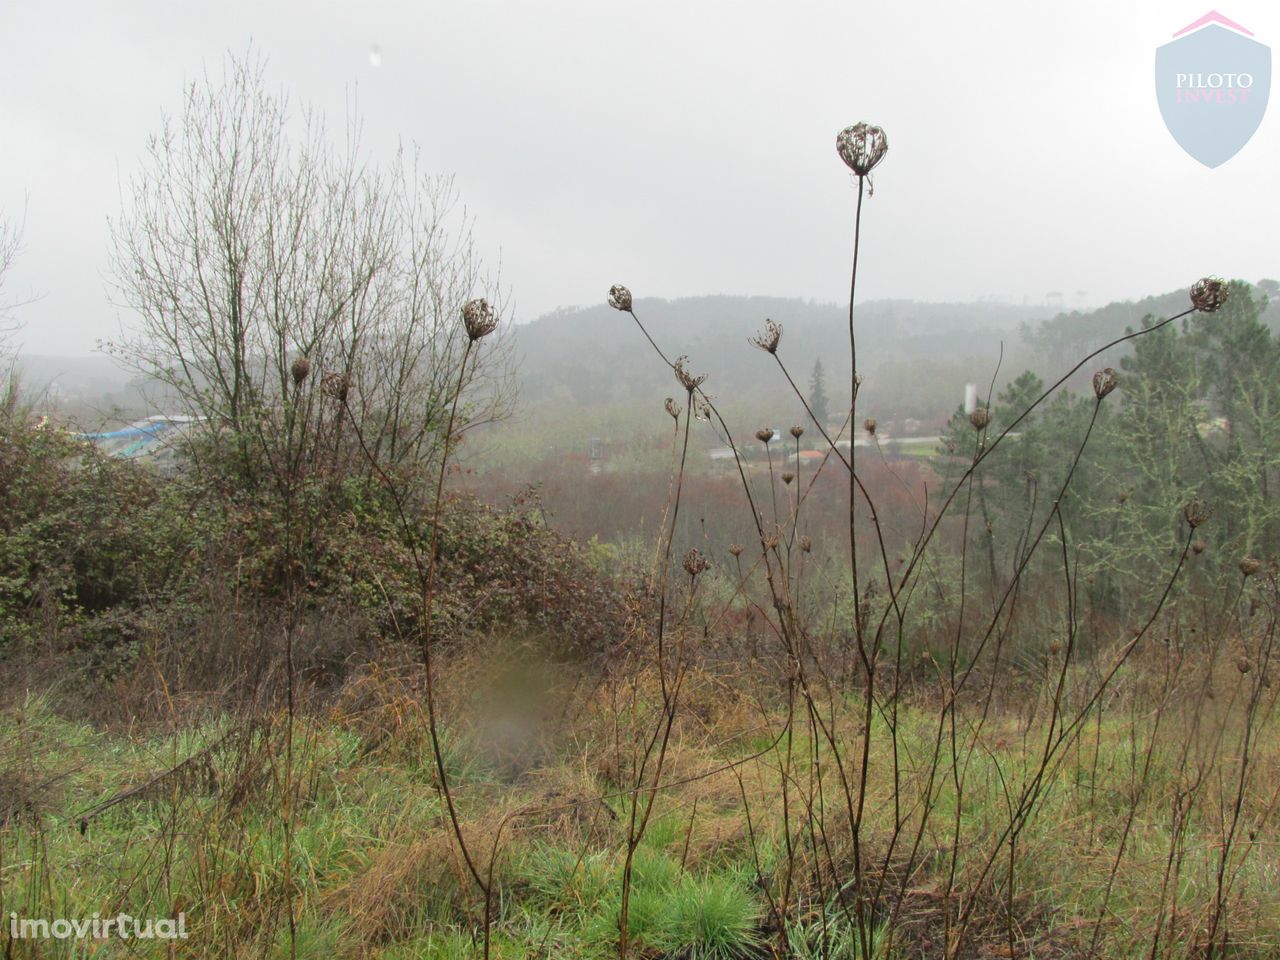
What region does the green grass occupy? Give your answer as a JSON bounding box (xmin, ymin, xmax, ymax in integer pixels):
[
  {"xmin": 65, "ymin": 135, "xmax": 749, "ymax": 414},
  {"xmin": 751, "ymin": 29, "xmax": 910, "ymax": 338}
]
[{"xmin": 2, "ymin": 674, "xmax": 1278, "ymax": 959}]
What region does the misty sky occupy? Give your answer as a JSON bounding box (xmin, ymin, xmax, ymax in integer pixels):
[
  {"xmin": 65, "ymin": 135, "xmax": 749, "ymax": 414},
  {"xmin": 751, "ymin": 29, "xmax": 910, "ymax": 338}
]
[{"xmin": 2, "ymin": 0, "xmax": 1277, "ymax": 356}]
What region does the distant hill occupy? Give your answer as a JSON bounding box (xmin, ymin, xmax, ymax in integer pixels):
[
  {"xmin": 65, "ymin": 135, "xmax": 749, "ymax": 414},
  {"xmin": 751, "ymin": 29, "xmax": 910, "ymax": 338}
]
[
  {"xmin": 1024, "ymin": 278, "xmax": 1279, "ymax": 361},
  {"xmin": 509, "ymin": 295, "xmax": 1056, "ymax": 422},
  {"xmin": 12, "ymin": 354, "xmax": 150, "ymax": 424},
  {"xmin": 507, "ymin": 281, "xmax": 1279, "ymax": 425},
  {"xmin": 16, "ymin": 279, "xmax": 1276, "ymax": 433}
]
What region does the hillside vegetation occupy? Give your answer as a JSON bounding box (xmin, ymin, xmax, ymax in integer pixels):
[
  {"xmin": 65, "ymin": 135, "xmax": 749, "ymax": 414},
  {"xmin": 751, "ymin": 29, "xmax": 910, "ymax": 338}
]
[{"xmin": 3, "ymin": 75, "xmax": 1279, "ymax": 960}]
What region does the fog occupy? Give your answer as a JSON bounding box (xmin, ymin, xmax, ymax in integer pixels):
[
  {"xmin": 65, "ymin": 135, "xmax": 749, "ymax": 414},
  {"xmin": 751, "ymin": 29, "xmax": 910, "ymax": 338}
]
[{"xmin": 2, "ymin": 0, "xmax": 1276, "ymax": 355}]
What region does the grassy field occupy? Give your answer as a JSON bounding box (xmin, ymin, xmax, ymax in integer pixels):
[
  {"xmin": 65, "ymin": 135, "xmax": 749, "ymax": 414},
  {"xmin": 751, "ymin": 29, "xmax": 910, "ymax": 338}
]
[{"xmin": 4, "ymin": 635, "xmax": 1277, "ymax": 960}]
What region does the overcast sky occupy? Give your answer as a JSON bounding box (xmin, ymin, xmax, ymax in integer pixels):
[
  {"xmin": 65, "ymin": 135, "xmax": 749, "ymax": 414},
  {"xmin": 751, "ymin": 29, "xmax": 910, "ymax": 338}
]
[{"xmin": 2, "ymin": 0, "xmax": 1276, "ymax": 356}]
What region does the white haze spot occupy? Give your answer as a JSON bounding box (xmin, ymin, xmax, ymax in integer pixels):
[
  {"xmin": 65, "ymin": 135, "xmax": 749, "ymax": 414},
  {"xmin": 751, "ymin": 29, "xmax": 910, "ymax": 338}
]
[{"xmin": 368, "ymin": 44, "xmax": 382, "ymax": 69}]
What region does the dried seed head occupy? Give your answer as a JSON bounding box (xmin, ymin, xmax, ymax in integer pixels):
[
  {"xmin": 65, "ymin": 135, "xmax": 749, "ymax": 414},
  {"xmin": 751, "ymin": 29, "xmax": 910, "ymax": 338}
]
[
  {"xmin": 756, "ymin": 428, "xmax": 774, "ymax": 444},
  {"xmin": 608, "ymin": 284, "xmax": 633, "ymax": 312},
  {"xmin": 694, "ymin": 401, "xmax": 711, "ymax": 422},
  {"xmin": 728, "ymin": 543, "xmax": 744, "ymax": 557},
  {"xmin": 782, "ymin": 472, "xmax": 795, "ymax": 485},
  {"xmin": 789, "ymin": 425, "xmax": 805, "ymax": 439},
  {"xmin": 321, "ymin": 372, "xmax": 351, "ymax": 403},
  {"xmin": 682, "ymin": 547, "xmax": 709, "ymax": 577},
  {"xmin": 290, "ymin": 356, "xmax": 311, "ymax": 385},
  {"xmin": 1184, "ymin": 498, "xmax": 1209, "ymax": 529},
  {"xmin": 1092, "ymin": 367, "xmax": 1119, "ymax": 399},
  {"xmin": 836, "ymin": 122, "xmax": 888, "ymax": 177},
  {"xmin": 1192, "ymin": 539, "xmax": 1207, "ymax": 555},
  {"xmin": 864, "ymin": 417, "xmax": 877, "ymax": 435},
  {"xmin": 664, "ymin": 397, "xmax": 681, "ymax": 420},
  {"xmin": 762, "ymin": 530, "xmax": 780, "ymax": 550},
  {"xmin": 969, "ymin": 407, "xmax": 991, "ymax": 431},
  {"xmin": 673, "ymin": 356, "xmax": 706, "ymax": 393},
  {"xmin": 750, "ymin": 318, "xmax": 783, "ymax": 354},
  {"xmin": 1239, "ymin": 556, "xmax": 1262, "ymax": 576},
  {"xmin": 798, "ymin": 535, "xmax": 812, "ymax": 553},
  {"xmin": 1190, "ymin": 277, "xmax": 1228, "ymax": 313},
  {"xmin": 462, "ymin": 298, "xmax": 499, "ymax": 340}
]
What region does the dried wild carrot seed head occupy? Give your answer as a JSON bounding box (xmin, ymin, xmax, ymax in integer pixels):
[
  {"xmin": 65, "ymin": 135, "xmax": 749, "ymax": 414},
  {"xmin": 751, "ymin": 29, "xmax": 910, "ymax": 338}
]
[
  {"xmin": 750, "ymin": 318, "xmax": 783, "ymax": 354},
  {"xmin": 682, "ymin": 548, "xmax": 709, "ymax": 577},
  {"xmin": 462, "ymin": 298, "xmax": 499, "ymax": 341},
  {"xmin": 1092, "ymin": 367, "xmax": 1119, "ymax": 399},
  {"xmin": 608, "ymin": 284, "xmax": 633, "ymax": 311},
  {"xmin": 321, "ymin": 372, "xmax": 351, "ymax": 402},
  {"xmin": 1184, "ymin": 499, "xmax": 1209, "ymax": 529},
  {"xmin": 1190, "ymin": 277, "xmax": 1228, "ymax": 313},
  {"xmin": 836, "ymin": 122, "xmax": 888, "ymax": 177},
  {"xmin": 673, "ymin": 356, "xmax": 706, "ymax": 393}
]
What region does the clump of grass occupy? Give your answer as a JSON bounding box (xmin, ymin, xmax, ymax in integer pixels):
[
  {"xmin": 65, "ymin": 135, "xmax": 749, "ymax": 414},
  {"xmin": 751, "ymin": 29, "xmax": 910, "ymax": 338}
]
[
  {"xmin": 660, "ymin": 870, "xmax": 763, "ymax": 959},
  {"xmin": 516, "ymin": 843, "xmax": 613, "ymax": 916}
]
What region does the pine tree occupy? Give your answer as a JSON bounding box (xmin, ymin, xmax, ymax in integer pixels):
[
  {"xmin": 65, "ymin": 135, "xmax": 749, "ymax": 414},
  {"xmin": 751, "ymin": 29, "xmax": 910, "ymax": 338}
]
[{"xmin": 808, "ymin": 358, "xmax": 830, "ymax": 429}]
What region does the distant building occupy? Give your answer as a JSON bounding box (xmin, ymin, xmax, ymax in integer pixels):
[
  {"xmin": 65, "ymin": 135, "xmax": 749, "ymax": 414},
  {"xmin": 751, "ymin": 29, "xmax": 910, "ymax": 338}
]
[{"xmin": 77, "ymin": 415, "xmax": 202, "ymax": 473}]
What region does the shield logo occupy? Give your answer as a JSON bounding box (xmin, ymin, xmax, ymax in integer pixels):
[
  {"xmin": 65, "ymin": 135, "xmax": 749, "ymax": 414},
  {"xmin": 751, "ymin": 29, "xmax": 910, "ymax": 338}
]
[{"xmin": 1156, "ymin": 12, "xmax": 1271, "ymax": 167}]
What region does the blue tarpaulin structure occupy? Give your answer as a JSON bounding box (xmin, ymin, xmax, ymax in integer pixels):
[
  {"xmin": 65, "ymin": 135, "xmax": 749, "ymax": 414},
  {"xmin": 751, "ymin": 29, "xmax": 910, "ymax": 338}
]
[{"xmin": 77, "ymin": 416, "xmax": 203, "ymax": 468}]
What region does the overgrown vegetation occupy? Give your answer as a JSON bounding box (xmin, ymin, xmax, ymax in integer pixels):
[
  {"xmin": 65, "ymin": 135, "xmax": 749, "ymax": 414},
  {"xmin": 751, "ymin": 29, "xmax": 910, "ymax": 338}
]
[{"xmin": 3, "ymin": 62, "xmax": 1279, "ymax": 960}]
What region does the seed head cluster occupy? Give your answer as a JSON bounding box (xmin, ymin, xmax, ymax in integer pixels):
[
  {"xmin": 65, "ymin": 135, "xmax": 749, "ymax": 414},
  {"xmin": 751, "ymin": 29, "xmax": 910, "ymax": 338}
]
[
  {"xmin": 750, "ymin": 318, "xmax": 783, "ymax": 354},
  {"xmin": 1190, "ymin": 277, "xmax": 1228, "ymax": 313},
  {"xmin": 608, "ymin": 284, "xmax": 633, "ymax": 312},
  {"xmin": 1184, "ymin": 499, "xmax": 1209, "ymax": 529},
  {"xmin": 1092, "ymin": 367, "xmax": 1119, "ymax": 399},
  {"xmin": 682, "ymin": 547, "xmax": 709, "ymax": 577},
  {"xmin": 836, "ymin": 123, "xmax": 889, "ymax": 177},
  {"xmin": 321, "ymin": 372, "xmax": 351, "ymax": 402},
  {"xmin": 462, "ymin": 298, "xmax": 499, "ymax": 341},
  {"xmin": 673, "ymin": 356, "xmax": 706, "ymax": 393}
]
